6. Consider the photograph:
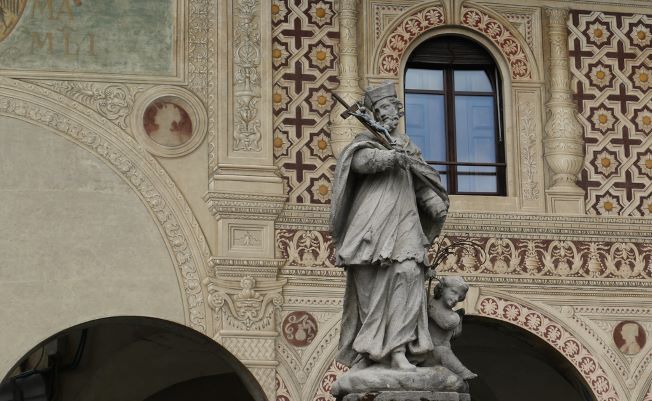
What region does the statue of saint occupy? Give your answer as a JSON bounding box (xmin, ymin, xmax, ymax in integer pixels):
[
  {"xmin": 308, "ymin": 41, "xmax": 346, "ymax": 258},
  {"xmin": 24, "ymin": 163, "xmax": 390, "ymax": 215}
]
[{"xmin": 330, "ymin": 82, "xmax": 449, "ymax": 372}]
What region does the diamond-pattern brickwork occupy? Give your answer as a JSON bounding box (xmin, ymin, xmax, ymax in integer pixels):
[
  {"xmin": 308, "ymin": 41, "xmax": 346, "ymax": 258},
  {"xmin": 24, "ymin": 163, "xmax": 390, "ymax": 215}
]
[
  {"xmin": 570, "ymin": 11, "xmax": 652, "ymax": 216},
  {"xmin": 272, "ymin": 0, "xmax": 339, "ymax": 204}
]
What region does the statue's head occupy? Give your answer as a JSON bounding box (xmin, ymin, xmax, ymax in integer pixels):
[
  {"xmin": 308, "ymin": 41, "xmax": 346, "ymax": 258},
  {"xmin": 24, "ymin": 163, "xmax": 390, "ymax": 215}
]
[
  {"xmin": 433, "ymin": 276, "xmax": 469, "ymax": 308},
  {"xmin": 363, "ymin": 82, "xmax": 404, "ymax": 133}
]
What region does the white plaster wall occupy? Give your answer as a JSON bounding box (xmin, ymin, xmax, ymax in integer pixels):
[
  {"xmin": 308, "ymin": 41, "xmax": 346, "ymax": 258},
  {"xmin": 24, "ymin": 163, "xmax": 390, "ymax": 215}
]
[{"xmin": 0, "ymin": 116, "xmax": 184, "ymax": 375}]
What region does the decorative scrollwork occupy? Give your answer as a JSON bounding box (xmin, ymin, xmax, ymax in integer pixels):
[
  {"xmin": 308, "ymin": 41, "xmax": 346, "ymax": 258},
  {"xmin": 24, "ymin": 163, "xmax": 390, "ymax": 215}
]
[{"xmin": 461, "ymin": 6, "xmax": 533, "ymax": 80}]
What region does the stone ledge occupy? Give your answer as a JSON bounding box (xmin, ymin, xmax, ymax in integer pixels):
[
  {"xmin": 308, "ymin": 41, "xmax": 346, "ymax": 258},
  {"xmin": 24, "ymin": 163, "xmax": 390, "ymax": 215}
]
[{"xmin": 341, "ymin": 391, "xmax": 471, "ymax": 401}]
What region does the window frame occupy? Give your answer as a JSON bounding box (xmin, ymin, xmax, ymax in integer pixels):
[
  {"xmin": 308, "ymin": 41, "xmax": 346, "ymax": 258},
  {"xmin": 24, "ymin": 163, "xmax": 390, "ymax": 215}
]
[{"xmin": 404, "ymin": 60, "xmax": 506, "ymax": 196}]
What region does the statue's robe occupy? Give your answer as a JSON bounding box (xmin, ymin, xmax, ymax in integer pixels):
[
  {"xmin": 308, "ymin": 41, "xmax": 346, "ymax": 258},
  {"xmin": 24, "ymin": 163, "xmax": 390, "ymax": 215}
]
[{"xmin": 330, "ymin": 132, "xmax": 449, "ymax": 366}]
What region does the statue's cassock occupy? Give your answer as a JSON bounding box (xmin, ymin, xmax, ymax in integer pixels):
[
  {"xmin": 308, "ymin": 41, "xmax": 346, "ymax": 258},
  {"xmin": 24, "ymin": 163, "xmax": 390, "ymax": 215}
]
[{"xmin": 330, "ymin": 130, "xmax": 449, "ymax": 366}]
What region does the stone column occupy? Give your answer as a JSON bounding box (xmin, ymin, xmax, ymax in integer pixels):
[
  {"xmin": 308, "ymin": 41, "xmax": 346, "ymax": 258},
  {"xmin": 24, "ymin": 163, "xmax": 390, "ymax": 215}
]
[
  {"xmin": 329, "ymin": 0, "xmax": 364, "ymax": 157},
  {"xmin": 543, "ymin": 8, "xmax": 586, "ymax": 214}
]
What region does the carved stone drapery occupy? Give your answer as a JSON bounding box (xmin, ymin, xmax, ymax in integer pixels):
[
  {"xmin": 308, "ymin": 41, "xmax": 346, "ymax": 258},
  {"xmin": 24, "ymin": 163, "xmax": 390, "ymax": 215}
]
[
  {"xmin": 329, "ymin": 0, "xmax": 365, "ymax": 157},
  {"xmin": 544, "ymin": 8, "xmax": 586, "ymax": 214}
]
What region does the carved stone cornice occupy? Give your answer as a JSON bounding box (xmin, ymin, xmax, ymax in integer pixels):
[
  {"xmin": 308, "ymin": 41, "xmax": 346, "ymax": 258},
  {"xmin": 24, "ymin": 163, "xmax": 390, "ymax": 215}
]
[
  {"xmin": 276, "ymin": 204, "xmax": 652, "ymax": 241},
  {"xmin": 204, "ymin": 192, "xmax": 287, "ymax": 221},
  {"xmin": 277, "ymin": 203, "xmax": 331, "ymax": 230},
  {"xmin": 209, "ymin": 257, "xmax": 287, "ymax": 279}
]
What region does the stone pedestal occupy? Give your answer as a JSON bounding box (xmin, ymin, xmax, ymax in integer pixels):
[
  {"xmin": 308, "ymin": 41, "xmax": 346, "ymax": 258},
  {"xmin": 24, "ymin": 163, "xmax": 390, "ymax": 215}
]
[
  {"xmin": 331, "ymin": 365, "xmax": 469, "ymax": 399},
  {"xmin": 342, "ymin": 391, "xmax": 471, "ymax": 401}
]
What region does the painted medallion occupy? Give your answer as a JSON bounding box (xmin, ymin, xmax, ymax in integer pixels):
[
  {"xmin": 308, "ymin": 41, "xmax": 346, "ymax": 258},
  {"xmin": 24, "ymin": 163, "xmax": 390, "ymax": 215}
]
[
  {"xmin": 143, "ymin": 100, "xmax": 193, "ymax": 147},
  {"xmin": 282, "ymin": 311, "xmax": 318, "ymax": 347},
  {"xmin": 613, "ymin": 320, "xmax": 646, "ymax": 355}
]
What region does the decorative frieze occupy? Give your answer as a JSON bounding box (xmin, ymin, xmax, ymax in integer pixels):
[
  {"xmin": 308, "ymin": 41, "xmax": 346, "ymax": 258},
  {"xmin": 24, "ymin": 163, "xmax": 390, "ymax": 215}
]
[
  {"xmin": 274, "ymin": 227, "xmax": 652, "ymax": 286},
  {"xmin": 276, "ymin": 229, "xmax": 335, "ymax": 268},
  {"xmin": 376, "ymin": 5, "xmax": 446, "ymax": 76},
  {"xmin": 460, "ymin": 5, "xmax": 533, "ymax": 80},
  {"xmin": 28, "ymin": 80, "xmax": 143, "ymax": 130}
]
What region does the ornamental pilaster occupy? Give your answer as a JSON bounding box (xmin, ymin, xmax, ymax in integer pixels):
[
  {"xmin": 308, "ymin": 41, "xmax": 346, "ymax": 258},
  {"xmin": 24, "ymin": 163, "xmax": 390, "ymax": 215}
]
[
  {"xmin": 210, "ymin": 1, "xmax": 286, "ymax": 398},
  {"xmin": 543, "ymin": 8, "xmax": 586, "ymax": 214},
  {"xmin": 329, "ymin": 0, "xmax": 364, "ymax": 157},
  {"xmin": 208, "ymin": 0, "xmax": 285, "ymax": 271}
]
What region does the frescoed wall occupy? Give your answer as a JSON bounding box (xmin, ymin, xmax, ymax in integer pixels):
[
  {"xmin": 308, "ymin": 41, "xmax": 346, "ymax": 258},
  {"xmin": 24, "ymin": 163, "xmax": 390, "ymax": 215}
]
[
  {"xmin": 0, "ymin": 1, "xmax": 650, "ymax": 401},
  {"xmin": 0, "ymin": 0, "xmax": 178, "ymax": 77}
]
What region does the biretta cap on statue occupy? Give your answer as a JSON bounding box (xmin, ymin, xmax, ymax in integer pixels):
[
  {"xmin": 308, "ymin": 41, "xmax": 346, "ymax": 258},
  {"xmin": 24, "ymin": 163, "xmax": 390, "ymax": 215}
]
[{"xmin": 363, "ymin": 81, "xmax": 397, "ymax": 109}]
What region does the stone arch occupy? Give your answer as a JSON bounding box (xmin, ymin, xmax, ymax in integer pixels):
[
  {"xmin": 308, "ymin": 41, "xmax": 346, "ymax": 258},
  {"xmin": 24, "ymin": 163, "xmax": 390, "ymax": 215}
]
[
  {"xmin": 372, "ymin": 1, "xmax": 539, "ymax": 82},
  {"xmin": 2, "ymin": 316, "xmax": 266, "ymax": 401},
  {"xmin": 0, "ymin": 78, "xmax": 211, "ymax": 336},
  {"xmin": 473, "ymin": 292, "xmax": 621, "ymax": 401}
]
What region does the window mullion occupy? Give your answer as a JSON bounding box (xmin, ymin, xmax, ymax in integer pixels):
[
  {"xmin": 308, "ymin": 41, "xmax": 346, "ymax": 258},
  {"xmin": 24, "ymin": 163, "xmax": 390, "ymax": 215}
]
[{"xmin": 444, "ymin": 67, "xmax": 457, "ymax": 194}]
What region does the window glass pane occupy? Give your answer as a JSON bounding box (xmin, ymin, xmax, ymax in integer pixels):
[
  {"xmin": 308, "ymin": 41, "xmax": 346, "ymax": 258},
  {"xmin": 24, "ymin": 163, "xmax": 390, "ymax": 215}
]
[
  {"xmin": 437, "ymin": 171, "xmax": 448, "ymax": 191},
  {"xmin": 405, "ymin": 93, "xmax": 446, "ymax": 162},
  {"xmin": 405, "ymin": 69, "xmax": 444, "ymax": 91},
  {"xmin": 457, "ymin": 166, "xmax": 497, "ymax": 193},
  {"xmin": 457, "ymin": 175, "xmax": 497, "ymax": 193},
  {"xmin": 454, "ymin": 70, "xmax": 493, "ymax": 92},
  {"xmin": 454, "ymin": 96, "xmax": 496, "ymax": 163}
]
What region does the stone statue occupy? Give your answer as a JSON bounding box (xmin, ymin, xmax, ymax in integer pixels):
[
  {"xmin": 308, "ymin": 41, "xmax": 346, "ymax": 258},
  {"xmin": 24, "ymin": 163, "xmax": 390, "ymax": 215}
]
[
  {"xmin": 330, "ymin": 82, "xmax": 473, "ymax": 400},
  {"xmin": 423, "ymin": 277, "xmax": 477, "ymax": 380}
]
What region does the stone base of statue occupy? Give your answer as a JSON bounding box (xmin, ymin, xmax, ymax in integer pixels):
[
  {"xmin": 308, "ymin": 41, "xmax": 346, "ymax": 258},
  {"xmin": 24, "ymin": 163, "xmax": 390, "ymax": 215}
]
[
  {"xmin": 341, "ymin": 391, "xmax": 471, "ymax": 401},
  {"xmin": 331, "ymin": 365, "xmax": 469, "ymax": 400}
]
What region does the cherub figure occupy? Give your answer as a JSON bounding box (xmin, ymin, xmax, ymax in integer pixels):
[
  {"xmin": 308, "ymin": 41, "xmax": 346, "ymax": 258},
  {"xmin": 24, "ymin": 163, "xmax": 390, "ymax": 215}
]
[{"xmin": 423, "ymin": 276, "xmax": 477, "ymax": 380}]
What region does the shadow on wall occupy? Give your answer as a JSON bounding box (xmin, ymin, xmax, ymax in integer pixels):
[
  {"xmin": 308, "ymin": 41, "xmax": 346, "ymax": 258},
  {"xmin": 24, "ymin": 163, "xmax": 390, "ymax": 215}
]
[
  {"xmin": 0, "ymin": 317, "xmax": 265, "ymax": 401},
  {"xmin": 453, "ymin": 316, "xmax": 595, "ymax": 401}
]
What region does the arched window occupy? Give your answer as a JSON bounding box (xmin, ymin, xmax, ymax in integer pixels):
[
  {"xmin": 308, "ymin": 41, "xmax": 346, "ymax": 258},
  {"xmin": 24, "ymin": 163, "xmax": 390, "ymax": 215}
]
[{"xmin": 404, "ymin": 36, "xmax": 506, "ymax": 196}]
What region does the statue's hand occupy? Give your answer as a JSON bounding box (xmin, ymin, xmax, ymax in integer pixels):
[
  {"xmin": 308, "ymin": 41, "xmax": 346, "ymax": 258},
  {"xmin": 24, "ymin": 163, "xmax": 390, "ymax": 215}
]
[{"xmin": 393, "ymin": 150, "xmax": 411, "ymax": 170}]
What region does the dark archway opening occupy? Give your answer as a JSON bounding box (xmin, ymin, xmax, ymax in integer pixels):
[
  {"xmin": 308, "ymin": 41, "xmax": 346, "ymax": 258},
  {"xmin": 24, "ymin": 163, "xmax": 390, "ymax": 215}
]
[
  {"xmin": 0, "ymin": 317, "xmax": 265, "ymax": 401},
  {"xmin": 452, "ymin": 316, "xmax": 595, "ymax": 401}
]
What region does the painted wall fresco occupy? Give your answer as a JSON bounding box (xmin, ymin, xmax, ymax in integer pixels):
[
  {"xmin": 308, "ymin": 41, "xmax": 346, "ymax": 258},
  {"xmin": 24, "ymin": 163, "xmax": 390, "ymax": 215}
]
[
  {"xmin": 272, "ymin": 0, "xmax": 339, "ymax": 204},
  {"xmin": 277, "ymin": 229, "xmax": 652, "ymax": 281},
  {"xmin": 570, "ymin": 11, "xmax": 652, "ymax": 216},
  {"xmin": 0, "ymin": 0, "xmax": 176, "ymax": 76}
]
